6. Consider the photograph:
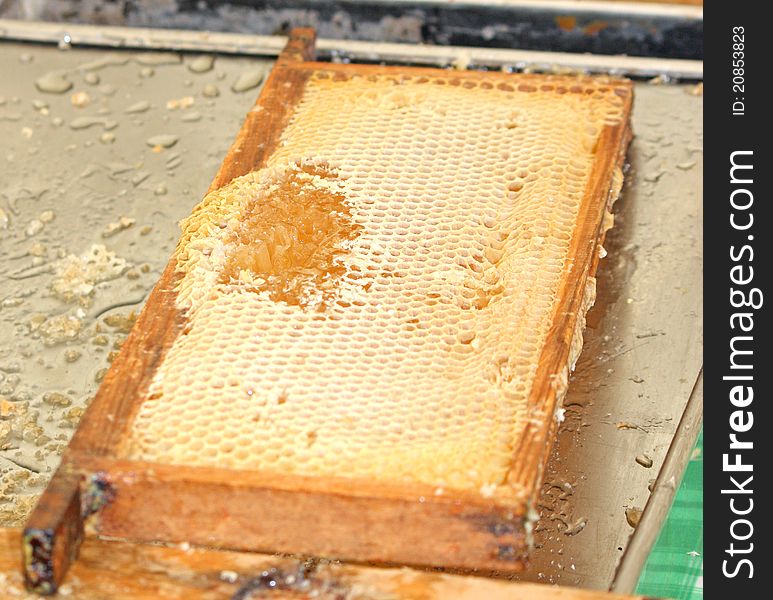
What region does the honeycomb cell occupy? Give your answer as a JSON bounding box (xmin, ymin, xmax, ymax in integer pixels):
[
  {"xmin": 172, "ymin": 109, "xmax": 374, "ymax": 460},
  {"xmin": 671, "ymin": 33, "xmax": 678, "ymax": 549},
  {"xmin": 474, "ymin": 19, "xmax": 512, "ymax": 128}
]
[{"xmin": 126, "ymin": 71, "xmax": 627, "ymax": 496}]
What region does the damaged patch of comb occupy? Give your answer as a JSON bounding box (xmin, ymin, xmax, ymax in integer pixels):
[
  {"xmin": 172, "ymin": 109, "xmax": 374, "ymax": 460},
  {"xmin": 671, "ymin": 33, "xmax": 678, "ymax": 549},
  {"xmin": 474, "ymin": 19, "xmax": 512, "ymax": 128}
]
[{"xmin": 217, "ymin": 162, "xmax": 362, "ymax": 310}]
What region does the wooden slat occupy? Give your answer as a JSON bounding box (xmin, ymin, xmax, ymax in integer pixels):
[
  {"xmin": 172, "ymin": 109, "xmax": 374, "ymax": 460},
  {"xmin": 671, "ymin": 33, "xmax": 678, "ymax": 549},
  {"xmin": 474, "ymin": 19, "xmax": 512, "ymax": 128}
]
[
  {"xmin": 19, "ymin": 35, "xmax": 321, "ymax": 594},
  {"xmin": 66, "ymin": 29, "xmax": 317, "ymax": 460},
  {"xmin": 207, "ymin": 30, "xmax": 315, "ymax": 194},
  {"xmin": 19, "ymin": 465, "xmax": 83, "ymax": 595},
  {"xmin": 1, "ymin": 528, "xmax": 657, "ymax": 599},
  {"xmin": 68, "ymin": 457, "xmax": 528, "ymax": 574},
  {"xmin": 509, "ymin": 120, "xmax": 633, "ymax": 492}
]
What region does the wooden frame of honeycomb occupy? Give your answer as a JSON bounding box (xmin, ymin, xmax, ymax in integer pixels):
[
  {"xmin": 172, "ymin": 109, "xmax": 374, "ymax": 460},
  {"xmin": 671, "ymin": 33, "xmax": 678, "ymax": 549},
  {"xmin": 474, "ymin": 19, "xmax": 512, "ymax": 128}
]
[{"xmin": 22, "ymin": 29, "xmax": 633, "ymax": 594}]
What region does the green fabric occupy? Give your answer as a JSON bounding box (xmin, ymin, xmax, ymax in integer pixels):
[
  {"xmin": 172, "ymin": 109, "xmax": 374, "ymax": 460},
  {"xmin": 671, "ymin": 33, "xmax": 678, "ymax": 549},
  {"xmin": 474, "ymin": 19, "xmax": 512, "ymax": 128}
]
[{"xmin": 635, "ymin": 429, "xmax": 703, "ymax": 600}]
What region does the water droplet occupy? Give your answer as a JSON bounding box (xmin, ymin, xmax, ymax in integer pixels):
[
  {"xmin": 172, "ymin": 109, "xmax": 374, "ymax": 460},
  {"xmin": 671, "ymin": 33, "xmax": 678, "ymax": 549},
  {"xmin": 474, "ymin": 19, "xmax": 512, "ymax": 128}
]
[
  {"xmin": 231, "ymin": 69, "xmax": 265, "ymax": 93},
  {"xmin": 166, "ymin": 154, "xmax": 183, "ymax": 169},
  {"xmin": 202, "ymin": 83, "xmax": 220, "ymax": 98},
  {"xmin": 187, "ymin": 55, "xmax": 215, "ymax": 74},
  {"xmin": 132, "ymin": 171, "xmax": 151, "ymax": 187},
  {"xmin": 635, "ymin": 454, "xmax": 653, "ymax": 468},
  {"xmin": 35, "ymin": 72, "xmax": 73, "ymax": 94},
  {"xmin": 125, "ymin": 100, "xmax": 151, "ymax": 114},
  {"xmin": 69, "ymin": 117, "xmax": 118, "ymax": 131},
  {"xmin": 625, "ymin": 507, "xmax": 642, "ymax": 528},
  {"xmin": 146, "ymin": 134, "xmax": 179, "ymax": 149},
  {"xmin": 181, "ymin": 111, "xmax": 202, "ymax": 123},
  {"xmin": 106, "ymin": 162, "xmax": 133, "ymax": 176}
]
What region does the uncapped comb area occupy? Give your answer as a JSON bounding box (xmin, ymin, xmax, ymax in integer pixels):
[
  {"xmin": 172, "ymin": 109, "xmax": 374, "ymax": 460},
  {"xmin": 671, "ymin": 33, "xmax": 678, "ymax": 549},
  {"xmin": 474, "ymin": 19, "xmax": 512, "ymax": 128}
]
[{"xmin": 126, "ymin": 71, "xmax": 629, "ymax": 498}]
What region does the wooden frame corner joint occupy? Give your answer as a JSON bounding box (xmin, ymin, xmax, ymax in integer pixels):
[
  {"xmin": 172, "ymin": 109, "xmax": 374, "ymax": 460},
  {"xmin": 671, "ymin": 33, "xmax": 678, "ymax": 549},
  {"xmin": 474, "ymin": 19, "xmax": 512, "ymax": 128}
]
[
  {"xmin": 22, "ymin": 467, "xmax": 85, "ymax": 595},
  {"xmin": 278, "ymin": 27, "xmax": 317, "ymax": 64},
  {"xmin": 80, "ymin": 470, "xmax": 117, "ymax": 519}
]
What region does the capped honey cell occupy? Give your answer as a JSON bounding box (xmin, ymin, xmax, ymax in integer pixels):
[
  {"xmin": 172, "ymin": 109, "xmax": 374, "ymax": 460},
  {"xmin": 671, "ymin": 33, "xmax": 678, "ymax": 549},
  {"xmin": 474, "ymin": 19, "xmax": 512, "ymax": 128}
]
[{"xmin": 126, "ymin": 71, "xmax": 629, "ymax": 497}]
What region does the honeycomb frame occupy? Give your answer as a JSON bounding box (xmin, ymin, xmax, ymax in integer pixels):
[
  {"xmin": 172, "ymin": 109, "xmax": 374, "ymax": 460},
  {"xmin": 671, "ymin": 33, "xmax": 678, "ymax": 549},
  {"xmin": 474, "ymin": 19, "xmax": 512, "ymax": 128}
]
[{"xmin": 23, "ymin": 29, "xmax": 633, "ymax": 592}]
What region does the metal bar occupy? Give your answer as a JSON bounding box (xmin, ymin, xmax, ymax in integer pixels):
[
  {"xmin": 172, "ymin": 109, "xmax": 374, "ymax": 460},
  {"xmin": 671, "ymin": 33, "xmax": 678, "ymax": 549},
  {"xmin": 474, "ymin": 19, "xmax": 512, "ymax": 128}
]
[
  {"xmin": 339, "ymin": 0, "xmax": 703, "ymax": 19},
  {"xmin": 0, "ymin": 19, "xmax": 702, "ymax": 79},
  {"xmin": 319, "ymin": 38, "xmax": 703, "ymax": 79},
  {"xmin": 1, "ymin": 0, "xmax": 703, "ymax": 60},
  {"xmin": 120, "ymin": 0, "xmax": 702, "ymax": 60},
  {"xmin": 611, "ymin": 370, "xmax": 704, "ymax": 594}
]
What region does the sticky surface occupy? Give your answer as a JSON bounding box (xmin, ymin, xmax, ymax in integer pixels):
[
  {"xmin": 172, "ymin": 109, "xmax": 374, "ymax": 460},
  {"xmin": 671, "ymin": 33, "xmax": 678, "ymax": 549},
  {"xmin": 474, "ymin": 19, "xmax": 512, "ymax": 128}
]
[{"xmin": 126, "ymin": 71, "xmax": 628, "ymax": 494}]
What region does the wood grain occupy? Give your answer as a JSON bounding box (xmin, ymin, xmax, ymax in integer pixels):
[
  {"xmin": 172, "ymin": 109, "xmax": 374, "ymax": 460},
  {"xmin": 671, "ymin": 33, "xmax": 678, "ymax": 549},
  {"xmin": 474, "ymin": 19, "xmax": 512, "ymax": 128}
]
[
  {"xmin": 73, "ymin": 457, "xmax": 529, "ymax": 575},
  {"xmin": 1, "ymin": 528, "xmax": 657, "ymax": 600},
  {"xmin": 508, "ymin": 116, "xmax": 634, "ymax": 495},
  {"xmin": 207, "ymin": 29, "xmax": 314, "ymax": 193},
  {"xmin": 20, "ymin": 463, "xmax": 83, "ymax": 594},
  {"xmin": 68, "ymin": 31, "xmax": 316, "ymax": 460}
]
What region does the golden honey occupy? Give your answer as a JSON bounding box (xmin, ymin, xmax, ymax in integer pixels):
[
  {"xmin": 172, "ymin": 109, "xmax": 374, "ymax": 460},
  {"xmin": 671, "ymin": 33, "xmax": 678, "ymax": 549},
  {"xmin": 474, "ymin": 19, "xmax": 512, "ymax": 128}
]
[{"xmin": 126, "ymin": 72, "xmax": 628, "ymax": 497}]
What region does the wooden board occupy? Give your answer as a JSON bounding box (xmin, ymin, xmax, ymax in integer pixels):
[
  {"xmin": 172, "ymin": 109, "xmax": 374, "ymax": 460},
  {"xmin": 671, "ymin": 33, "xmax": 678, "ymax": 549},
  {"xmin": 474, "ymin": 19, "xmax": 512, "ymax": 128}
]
[
  {"xmin": 20, "ymin": 29, "xmax": 633, "ymax": 594},
  {"xmin": 0, "ymin": 528, "xmax": 657, "ymax": 599}
]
